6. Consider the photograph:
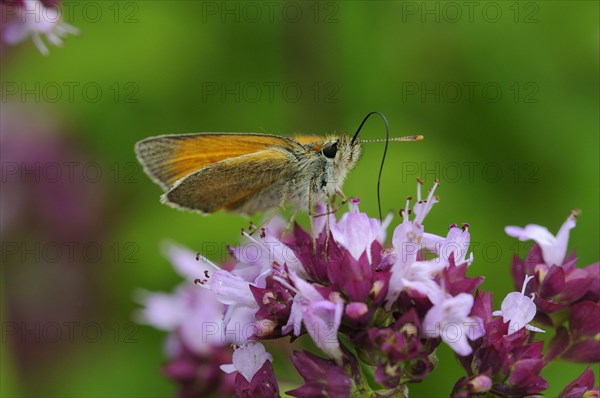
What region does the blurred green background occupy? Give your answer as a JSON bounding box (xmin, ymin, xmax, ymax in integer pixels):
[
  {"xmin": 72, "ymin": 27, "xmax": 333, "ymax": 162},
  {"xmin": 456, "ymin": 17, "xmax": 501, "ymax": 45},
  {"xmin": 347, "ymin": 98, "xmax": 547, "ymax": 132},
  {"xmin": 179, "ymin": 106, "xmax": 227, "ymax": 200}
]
[{"xmin": 1, "ymin": 1, "xmax": 598, "ymax": 397}]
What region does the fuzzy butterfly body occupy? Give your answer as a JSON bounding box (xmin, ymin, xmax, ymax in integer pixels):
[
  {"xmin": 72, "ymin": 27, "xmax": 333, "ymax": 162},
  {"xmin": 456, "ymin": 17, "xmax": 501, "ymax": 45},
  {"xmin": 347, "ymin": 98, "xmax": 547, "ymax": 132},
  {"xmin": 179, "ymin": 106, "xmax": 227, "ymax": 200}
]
[{"xmin": 135, "ymin": 133, "xmax": 361, "ymax": 215}]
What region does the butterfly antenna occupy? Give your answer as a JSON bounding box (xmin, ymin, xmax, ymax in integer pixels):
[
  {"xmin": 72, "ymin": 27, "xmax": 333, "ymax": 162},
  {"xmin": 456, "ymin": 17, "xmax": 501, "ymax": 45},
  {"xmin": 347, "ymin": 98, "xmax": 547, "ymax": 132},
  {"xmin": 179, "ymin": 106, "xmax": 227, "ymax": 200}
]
[
  {"xmin": 351, "ymin": 112, "xmax": 424, "ymax": 222},
  {"xmin": 350, "ymin": 111, "xmax": 390, "ymax": 222}
]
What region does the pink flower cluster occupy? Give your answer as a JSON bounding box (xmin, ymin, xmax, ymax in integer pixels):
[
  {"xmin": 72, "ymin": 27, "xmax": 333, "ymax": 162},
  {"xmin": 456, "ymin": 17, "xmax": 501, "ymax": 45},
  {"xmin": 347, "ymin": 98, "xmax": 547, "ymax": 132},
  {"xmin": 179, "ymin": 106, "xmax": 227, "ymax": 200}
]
[
  {"xmin": 138, "ymin": 180, "xmax": 599, "ymax": 397},
  {"xmin": 1, "ymin": 0, "xmax": 78, "ymax": 55}
]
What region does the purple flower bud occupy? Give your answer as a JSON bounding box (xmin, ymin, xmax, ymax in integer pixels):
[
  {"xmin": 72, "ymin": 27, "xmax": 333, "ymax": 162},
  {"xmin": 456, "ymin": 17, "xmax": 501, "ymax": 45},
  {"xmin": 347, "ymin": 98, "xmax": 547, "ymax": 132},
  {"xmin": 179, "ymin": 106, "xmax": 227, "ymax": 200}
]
[
  {"xmin": 290, "ymin": 223, "xmax": 338, "ymax": 284},
  {"xmin": 435, "ymin": 254, "xmax": 484, "ymax": 296},
  {"xmin": 535, "ymin": 295, "xmax": 567, "ymax": 314},
  {"xmin": 570, "ymin": 301, "xmax": 600, "ymax": 340},
  {"xmin": 471, "ymin": 290, "xmax": 494, "ymax": 326},
  {"xmin": 547, "ymin": 326, "xmax": 570, "ymax": 362},
  {"xmin": 559, "ymin": 368, "xmax": 598, "ymax": 398},
  {"xmin": 562, "ymin": 339, "xmax": 600, "ymax": 364},
  {"xmin": 345, "ymin": 302, "xmax": 369, "ymax": 323},
  {"xmin": 460, "ymin": 312, "xmax": 549, "ymax": 397},
  {"xmin": 557, "ymin": 268, "xmax": 594, "ymax": 303},
  {"xmin": 540, "ymin": 265, "xmax": 566, "ymax": 297},
  {"xmin": 233, "ymin": 360, "xmax": 280, "ymax": 398},
  {"xmin": 364, "ymin": 309, "xmax": 438, "ymax": 386},
  {"xmin": 505, "ymin": 358, "xmax": 547, "ymax": 394},
  {"xmin": 287, "ymin": 350, "xmax": 353, "ymax": 398},
  {"xmin": 162, "ymin": 345, "xmax": 235, "ymax": 398},
  {"xmin": 470, "ymin": 374, "xmax": 493, "ymax": 393},
  {"xmin": 451, "ymin": 374, "xmax": 493, "ymax": 397},
  {"xmin": 327, "ymin": 248, "xmax": 373, "ymax": 302},
  {"xmin": 250, "ymin": 277, "xmax": 293, "ymax": 338},
  {"xmin": 580, "ymin": 263, "xmax": 600, "ymax": 302}
]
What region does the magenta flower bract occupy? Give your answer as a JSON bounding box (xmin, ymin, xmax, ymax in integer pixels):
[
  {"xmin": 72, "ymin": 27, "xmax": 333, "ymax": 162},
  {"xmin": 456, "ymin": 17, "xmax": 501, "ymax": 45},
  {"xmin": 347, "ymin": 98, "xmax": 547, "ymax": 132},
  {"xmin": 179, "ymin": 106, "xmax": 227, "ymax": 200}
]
[
  {"xmin": 558, "ymin": 368, "xmax": 599, "ymax": 398},
  {"xmin": 287, "ymin": 350, "xmax": 354, "ymax": 398}
]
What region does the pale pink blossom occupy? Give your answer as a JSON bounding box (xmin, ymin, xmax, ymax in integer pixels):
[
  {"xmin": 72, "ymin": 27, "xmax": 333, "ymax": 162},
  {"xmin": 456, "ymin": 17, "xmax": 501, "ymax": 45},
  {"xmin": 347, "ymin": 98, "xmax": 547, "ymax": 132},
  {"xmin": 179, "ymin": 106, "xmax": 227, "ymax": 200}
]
[
  {"xmin": 493, "ymin": 275, "xmax": 545, "ymax": 334},
  {"xmin": 505, "ymin": 211, "xmax": 578, "ymax": 266},
  {"xmin": 220, "ymin": 342, "xmax": 273, "ymax": 382},
  {"xmin": 3, "ymin": 0, "xmax": 78, "ymax": 55},
  {"xmin": 423, "ymin": 293, "xmax": 484, "ymax": 356}
]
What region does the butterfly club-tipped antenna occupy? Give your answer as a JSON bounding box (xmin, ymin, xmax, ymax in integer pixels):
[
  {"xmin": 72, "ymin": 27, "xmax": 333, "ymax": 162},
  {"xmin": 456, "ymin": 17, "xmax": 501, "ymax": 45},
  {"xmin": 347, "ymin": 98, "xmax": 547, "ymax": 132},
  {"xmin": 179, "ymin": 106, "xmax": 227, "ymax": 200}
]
[{"xmin": 350, "ymin": 111, "xmax": 424, "ymax": 222}]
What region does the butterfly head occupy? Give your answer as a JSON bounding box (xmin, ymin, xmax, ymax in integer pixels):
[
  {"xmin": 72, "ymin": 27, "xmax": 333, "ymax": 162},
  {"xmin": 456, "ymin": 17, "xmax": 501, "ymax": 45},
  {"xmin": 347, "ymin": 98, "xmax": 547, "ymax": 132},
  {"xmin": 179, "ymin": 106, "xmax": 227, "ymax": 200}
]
[{"xmin": 316, "ymin": 134, "xmax": 361, "ymax": 189}]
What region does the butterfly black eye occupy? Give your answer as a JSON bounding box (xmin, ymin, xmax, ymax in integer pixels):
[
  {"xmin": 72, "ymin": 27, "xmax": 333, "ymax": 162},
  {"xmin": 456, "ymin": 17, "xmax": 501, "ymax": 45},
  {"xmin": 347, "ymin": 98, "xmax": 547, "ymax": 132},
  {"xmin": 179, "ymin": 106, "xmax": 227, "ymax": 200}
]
[{"xmin": 322, "ymin": 142, "xmax": 338, "ymax": 159}]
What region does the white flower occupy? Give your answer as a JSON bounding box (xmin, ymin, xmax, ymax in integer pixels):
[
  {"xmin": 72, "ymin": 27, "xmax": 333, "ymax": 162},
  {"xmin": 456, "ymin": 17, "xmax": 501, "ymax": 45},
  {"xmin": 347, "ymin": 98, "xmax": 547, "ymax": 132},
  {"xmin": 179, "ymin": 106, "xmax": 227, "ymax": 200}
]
[
  {"xmin": 384, "ymin": 182, "xmax": 445, "ymax": 308},
  {"xmin": 423, "ymin": 293, "xmax": 484, "ymax": 356},
  {"xmin": 281, "ymin": 272, "xmax": 344, "ymax": 363},
  {"xmin": 422, "ymin": 225, "xmax": 474, "ymax": 268},
  {"xmin": 412, "ymin": 178, "xmax": 439, "ymax": 225},
  {"xmin": 160, "ymin": 242, "xmax": 261, "ymax": 345},
  {"xmin": 208, "ymin": 269, "xmax": 259, "ymax": 344},
  {"xmin": 493, "ymin": 275, "xmax": 545, "ymax": 334},
  {"xmin": 3, "ymin": 0, "xmax": 79, "ymax": 55},
  {"xmin": 136, "ymin": 243, "xmax": 225, "ymax": 355},
  {"xmin": 220, "ymin": 342, "xmax": 273, "ymax": 382},
  {"xmin": 385, "ymin": 219, "xmax": 444, "ymax": 308},
  {"xmin": 330, "ymin": 198, "xmax": 391, "ymax": 263},
  {"xmin": 230, "ymin": 221, "xmax": 306, "ymax": 284},
  {"xmin": 505, "ymin": 211, "xmax": 578, "ymax": 266}
]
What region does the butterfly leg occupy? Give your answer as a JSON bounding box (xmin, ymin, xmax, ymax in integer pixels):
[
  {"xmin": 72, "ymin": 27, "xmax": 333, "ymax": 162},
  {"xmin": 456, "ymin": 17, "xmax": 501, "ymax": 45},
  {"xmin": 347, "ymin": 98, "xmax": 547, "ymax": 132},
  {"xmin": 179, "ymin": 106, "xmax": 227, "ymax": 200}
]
[
  {"xmin": 308, "ymin": 178, "xmax": 319, "ymax": 255},
  {"xmin": 335, "ymin": 188, "xmax": 348, "ymax": 210},
  {"xmin": 308, "ymin": 179, "xmax": 332, "ymax": 259},
  {"xmin": 282, "ymin": 210, "xmax": 298, "ymax": 236},
  {"xmin": 329, "ymin": 188, "xmax": 349, "ymax": 214},
  {"xmin": 324, "ymin": 193, "xmax": 332, "ymax": 257},
  {"xmin": 313, "ymin": 188, "xmax": 348, "ymax": 217},
  {"xmin": 248, "ymin": 211, "xmax": 276, "ymax": 237}
]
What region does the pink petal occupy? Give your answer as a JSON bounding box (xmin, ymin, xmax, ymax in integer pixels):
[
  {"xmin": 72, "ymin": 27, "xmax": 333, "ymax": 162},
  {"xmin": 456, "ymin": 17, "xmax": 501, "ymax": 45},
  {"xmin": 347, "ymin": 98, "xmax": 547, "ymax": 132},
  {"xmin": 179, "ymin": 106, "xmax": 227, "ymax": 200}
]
[
  {"xmin": 210, "ymin": 270, "xmax": 256, "ymax": 307},
  {"xmin": 223, "ymin": 305, "xmax": 258, "ymax": 343},
  {"xmin": 137, "ymin": 291, "xmax": 186, "ymax": 330},
  {"xmin": 505, "ymin": 224, "xmax": 554, "ymax": 245},
  {"xmin": 446, "ymin": 331, "xmax": 473, "ymax": 356},
  {"xmin": 501, "ymin": 292, "xmax": 536, "ymax": 333},
  {"xmin": 392, "ymin": 221, "xmax": 422, "ymax": 260},
  {"xmin": 163, "ymin": 242, "xmax": 215, "ymax": 281},
  {"xmin": 303, "ymin": 300, "xmax": 343, "ymax": 362},
  {"xmin": 283, "ymin": 297, "xmax": 304, "ymax": 336},
  {"xmin": 331, "ymin": 212, "xmax": 374, "ymax": 260},
  {"xmin": 3, "ymin": 22, "xmax": 30, "ymax": 44},
  {"xmin": 220, "ymin": 343, "xmax": 272, "ymax": 382},
  {"xmin": 290, "ymin": 273, "xmax": 325, "ymax": 302}
]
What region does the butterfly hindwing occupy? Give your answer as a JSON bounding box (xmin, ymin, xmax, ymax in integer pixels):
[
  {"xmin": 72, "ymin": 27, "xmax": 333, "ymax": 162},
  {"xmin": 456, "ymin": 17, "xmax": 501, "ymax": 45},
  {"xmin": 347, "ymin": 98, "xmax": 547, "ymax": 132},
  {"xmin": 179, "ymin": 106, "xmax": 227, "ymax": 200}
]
[{"xmin": 162, "ymin": 149, "xmax": 298, "ymax": 214}]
